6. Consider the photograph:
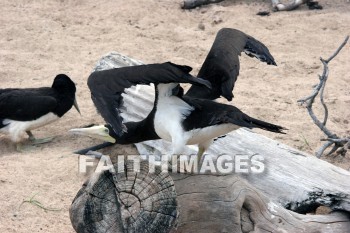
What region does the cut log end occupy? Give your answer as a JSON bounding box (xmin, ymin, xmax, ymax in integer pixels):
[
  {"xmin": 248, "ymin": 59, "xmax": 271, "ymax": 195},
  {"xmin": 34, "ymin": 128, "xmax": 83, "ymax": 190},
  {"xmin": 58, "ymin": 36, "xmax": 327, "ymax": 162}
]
[{"xmin": 70, "ymin": 161, "xmax": 178, "ymax": 233}]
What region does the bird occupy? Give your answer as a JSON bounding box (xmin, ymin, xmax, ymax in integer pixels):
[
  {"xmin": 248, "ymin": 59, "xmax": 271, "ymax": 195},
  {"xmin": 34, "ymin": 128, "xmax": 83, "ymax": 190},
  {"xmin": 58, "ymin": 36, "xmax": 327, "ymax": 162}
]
[
  {"xmin": 0, "ymin": 74, "xmax": 80, "ymax": 151},
  {"xmin": 70, "ymin": 62, "xmax": 211, "ymax": 145},
  {"xmin": 70, "ymin": 28, "xmax": 284, "ymax": 160},
  {"xmin": 70, "ymin": 63, "xmax": 284, "ymax": 160}
]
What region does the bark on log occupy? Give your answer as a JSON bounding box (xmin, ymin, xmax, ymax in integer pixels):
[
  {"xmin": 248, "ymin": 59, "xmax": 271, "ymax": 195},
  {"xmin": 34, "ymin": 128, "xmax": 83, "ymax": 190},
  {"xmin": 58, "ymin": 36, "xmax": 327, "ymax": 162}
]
[{"xmin": 70, "ymin": 52, "xmax": 350, "ymax": 233}]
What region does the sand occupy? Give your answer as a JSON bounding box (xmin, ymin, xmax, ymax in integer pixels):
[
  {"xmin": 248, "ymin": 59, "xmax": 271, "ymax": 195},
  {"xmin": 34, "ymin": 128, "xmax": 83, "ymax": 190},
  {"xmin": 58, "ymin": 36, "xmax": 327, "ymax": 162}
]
[{"xmin": 0, "ymin": 0, "xmax": 349, "ymax": 232}]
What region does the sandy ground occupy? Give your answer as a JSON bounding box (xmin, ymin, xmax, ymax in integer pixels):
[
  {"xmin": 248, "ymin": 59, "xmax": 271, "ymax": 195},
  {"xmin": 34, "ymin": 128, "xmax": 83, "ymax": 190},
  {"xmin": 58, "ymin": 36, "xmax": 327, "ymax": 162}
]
[{"xmin": 0, "ymin": 0, "xmax": 349, "ymax": 232}]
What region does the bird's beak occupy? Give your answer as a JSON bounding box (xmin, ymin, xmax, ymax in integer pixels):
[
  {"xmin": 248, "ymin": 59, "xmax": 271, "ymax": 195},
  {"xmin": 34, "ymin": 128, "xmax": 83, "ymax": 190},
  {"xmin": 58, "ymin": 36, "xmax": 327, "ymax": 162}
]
[
  {"xmin": 73, "ymin": 97, "xmax": 81, "ymax": 115},
  {"xmin": 69, "ymin": 125, "xmax": 116, "ymax": 143}
]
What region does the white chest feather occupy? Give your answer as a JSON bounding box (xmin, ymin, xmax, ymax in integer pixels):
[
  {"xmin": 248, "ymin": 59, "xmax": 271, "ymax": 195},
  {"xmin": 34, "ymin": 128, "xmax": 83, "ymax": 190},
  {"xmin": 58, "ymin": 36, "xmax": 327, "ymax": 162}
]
[
  {"xmin": 0, "ymin": 112, "xmax": 59, "ymax": 142},
  {"xmin": 154, "ymin": 96, "xmax": 193, "ymax": 141}
]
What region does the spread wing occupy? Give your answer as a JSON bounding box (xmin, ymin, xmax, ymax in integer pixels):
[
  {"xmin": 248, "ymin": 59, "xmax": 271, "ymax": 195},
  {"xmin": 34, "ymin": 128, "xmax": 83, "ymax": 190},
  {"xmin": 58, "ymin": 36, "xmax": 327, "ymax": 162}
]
[
  {"xmin": 185, "ymin": 28, "xmax": 276, "ymax": 101},
  {"xmin": 0, "ymin": 89, "xmax": 57, "ymax": 121},
  {"xmin": 88, "ymin": 62, "xmax": 211, "ymax": 137}
]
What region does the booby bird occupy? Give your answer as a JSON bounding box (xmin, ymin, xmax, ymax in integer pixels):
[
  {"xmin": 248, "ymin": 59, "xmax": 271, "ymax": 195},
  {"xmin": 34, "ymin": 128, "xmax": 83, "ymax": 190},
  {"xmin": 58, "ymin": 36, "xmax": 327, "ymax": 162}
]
[
  {"xmin": 70, "ymin": 62, "xmax": 285, "ymax": 160},
  {"xmin": 0, "ymin": 74, "xmax": 80, "ymax": 151},
  {"xmin": 185, "ymin": 28, "xmax": 276, "ymax": 101},
  {"xmin": 70, "ymin": 62, "xmax": 211, "ymax": 143}
]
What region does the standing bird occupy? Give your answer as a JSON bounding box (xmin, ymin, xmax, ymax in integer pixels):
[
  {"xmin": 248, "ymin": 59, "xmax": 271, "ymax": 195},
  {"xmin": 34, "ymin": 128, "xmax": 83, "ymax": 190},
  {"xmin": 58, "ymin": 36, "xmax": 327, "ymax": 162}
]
[
  {"xmin": 70, "ymin": 65, "xmax": 284, "ymax": 160},
  {"xmin": 0, "ymin": 74, "xmax": 80, "ymax": 151},
  {"xmin": 70, "ymin": 62, "xmax": 211, "ymax": 145},
  {"xmin": 70, "ymin": 28, "xmax": 283, "ymax": 159}
]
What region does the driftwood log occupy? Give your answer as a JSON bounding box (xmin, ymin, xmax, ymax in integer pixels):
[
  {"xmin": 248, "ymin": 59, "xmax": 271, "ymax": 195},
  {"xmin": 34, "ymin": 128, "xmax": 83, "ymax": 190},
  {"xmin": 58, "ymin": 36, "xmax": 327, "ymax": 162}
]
[
  {"xmin": 70, "ymin": 53, "xmax": 350, "ymax": 233},
  {"xmin": 182, "ymin": 0, "xmax": 322, "ymax": 11},
  {"xmin": 182, "ymin": 0, "xmax": 224, "ymax": 9}
]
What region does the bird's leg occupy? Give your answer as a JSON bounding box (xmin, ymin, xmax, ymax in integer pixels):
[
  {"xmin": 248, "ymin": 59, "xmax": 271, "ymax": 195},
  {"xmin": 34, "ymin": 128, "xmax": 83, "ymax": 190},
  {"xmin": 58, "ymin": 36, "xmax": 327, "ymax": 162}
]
[
  {"xmin": 26, "ymin": 131, "xmax": 35, "ymax": 141},
  {"xmin": 26, "ymin": 131, "xmax": 55, "ymax": 145},
  {"xmin": 170, "ymin": 136, "xmax": 188, "ymax": 172},
  {"xmin": 196, "ymin": 146, "xmax": 206, "ymax": 163},
  {"xmin": 197, "ymin": 139, "xmax": 213, "ymax": 163}
]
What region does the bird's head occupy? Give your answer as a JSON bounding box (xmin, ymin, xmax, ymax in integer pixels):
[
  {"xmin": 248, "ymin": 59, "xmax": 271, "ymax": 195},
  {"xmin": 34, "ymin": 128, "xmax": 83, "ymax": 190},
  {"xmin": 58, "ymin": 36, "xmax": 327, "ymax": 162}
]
[
  {"xmin": 52, "ymin": 74, "xmax": 76, "ymax": 92},
  {"xmin": 52, "ymin": 74, "xmax": 81, "ymax": 114},
  {"xmin": 69, "ymin": 124, "xmax": 116, "ymax": 143}
]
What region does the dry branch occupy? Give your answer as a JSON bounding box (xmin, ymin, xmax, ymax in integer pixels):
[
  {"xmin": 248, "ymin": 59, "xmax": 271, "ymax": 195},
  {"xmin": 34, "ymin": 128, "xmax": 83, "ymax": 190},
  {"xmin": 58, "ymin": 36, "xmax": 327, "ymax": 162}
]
[{"xmin": 298, "ymin": 36, "xmax": 350, "ymax": 158}]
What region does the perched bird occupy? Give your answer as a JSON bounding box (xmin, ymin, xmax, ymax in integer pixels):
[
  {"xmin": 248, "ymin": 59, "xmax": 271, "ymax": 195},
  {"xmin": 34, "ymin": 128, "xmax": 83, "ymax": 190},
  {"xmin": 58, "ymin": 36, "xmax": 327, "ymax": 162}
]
[
  {"xmin": 70, "ymin": 67, "xmax": 284, "ymax": 160},
  {"xmin": 70, "ymin": 62, "xmax": 211, "ymax": 146},
  {"xmin": 70, "ymin": 28, "xmax": 284, "ymax": 159},
  {"xmin": 0, "ymin": 74, "xmax": 80, "ymax": 151}
]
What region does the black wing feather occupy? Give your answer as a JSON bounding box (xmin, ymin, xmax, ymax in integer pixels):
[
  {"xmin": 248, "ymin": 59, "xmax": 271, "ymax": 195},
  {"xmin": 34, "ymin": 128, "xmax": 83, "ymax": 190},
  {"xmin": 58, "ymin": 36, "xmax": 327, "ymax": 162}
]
[
  {"xmin": 88, "ymin": 62, "xmax": 211, "ymax": 137},
  {"xmin": 185, "ymin": 28, "xmax": 276, "ymax": 101},
  {"xmin": 0, "ymin": 88, "xmax": 57, "ymax": 121},
  {"xmin": 182, "ymin": 97, "xmax": 285, "ymax": 134}
]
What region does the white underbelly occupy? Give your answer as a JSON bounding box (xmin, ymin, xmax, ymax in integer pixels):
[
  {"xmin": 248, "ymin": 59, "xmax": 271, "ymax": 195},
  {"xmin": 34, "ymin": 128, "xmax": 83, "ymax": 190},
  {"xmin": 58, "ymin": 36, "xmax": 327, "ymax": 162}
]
[
  {"xmin": 185, "ymin": 123, "xmax": 240, "ymax": 145},
  {"xmin": 154, "ymin": 96, "xmax": 193, "ymax": 142},
  {"xmin": 0, "ymin": 112, "xmax": 59, "ymax": 142},
  {"xmin": 154, "ymin": 109, "xmax": 182, "ymax": 142}
]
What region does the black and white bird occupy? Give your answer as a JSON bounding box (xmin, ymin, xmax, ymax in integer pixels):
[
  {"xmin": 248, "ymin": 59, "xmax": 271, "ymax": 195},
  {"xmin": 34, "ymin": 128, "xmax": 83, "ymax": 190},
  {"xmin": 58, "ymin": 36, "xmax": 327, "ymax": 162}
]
[
  {"xmin": 70, "ymin": 62, "xmax": 211, "ymax": 145},
  {"xmin": 0, "ymin": 74, "xmax": 80, "ymax": 151},
  {"xmin": 70, "ymin": 28, "xmax": 285, "ymax": 159},
  {"xmin": 70, "ymin": 63, "xmax": 284, "ymax": 159}
]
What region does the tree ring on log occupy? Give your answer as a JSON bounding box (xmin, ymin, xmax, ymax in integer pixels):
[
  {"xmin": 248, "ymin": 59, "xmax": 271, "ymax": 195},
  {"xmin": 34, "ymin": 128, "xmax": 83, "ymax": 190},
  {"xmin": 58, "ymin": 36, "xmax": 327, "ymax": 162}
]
[{"xmin": 70, "ymin": 160, "xmax": 178, "ymax": 233}]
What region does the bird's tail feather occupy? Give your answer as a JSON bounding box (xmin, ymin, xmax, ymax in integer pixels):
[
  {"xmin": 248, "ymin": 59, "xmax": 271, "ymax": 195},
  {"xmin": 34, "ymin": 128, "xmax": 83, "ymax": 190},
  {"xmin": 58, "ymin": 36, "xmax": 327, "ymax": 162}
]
[{"xmin": 246, "ymin": 117, "xmax": 286, "ymax": 134}]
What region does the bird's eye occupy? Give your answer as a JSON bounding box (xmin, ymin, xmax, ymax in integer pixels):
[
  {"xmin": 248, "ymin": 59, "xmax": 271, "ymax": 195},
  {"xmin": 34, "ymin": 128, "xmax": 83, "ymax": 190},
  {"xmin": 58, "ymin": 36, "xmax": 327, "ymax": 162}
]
[{"xmin": 104, "ymin": 128, "xmax": 109, "ymax": 134}]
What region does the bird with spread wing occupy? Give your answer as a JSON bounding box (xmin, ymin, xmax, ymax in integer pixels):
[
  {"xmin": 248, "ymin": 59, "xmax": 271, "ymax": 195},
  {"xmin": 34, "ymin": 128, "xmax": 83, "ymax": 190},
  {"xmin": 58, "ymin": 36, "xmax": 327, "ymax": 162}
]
[{"xmin": 71, "ymin": 28, "xmax": 285, "ymax": 160}]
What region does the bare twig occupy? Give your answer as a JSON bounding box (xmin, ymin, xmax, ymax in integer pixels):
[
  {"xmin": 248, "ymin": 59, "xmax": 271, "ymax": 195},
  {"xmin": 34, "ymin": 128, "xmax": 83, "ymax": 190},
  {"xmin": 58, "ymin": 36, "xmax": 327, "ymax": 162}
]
[
  {"xmin": 298, "ymin": 36, "xmax": 349, "ymax": 158},
  {"xmin": 322, "ymin": 138, "xmax": 350, "ymax": 143},
  {"xmin": 319, "ymin": 75, "xmax": 328, "ymax": 126}
]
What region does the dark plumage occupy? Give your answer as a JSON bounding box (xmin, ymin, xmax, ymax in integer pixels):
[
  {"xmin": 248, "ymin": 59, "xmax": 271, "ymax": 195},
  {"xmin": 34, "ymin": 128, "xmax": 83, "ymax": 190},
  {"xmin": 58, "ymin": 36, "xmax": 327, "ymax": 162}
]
[
  {"xmin": 0, "ymin": 74, "xmax": 80, "ymax": 151},
  {"xmin": 186, "ymin": 28, "xmax": 276, "ymax": 101},
  {"xmin": 181, "ymin": 97, "xmax": 284, "ymax": 134}
]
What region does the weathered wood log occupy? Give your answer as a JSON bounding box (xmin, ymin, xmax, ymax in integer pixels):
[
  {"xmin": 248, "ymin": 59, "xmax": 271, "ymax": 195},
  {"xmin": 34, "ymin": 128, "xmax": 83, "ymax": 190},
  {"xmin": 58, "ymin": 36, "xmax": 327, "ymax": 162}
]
[
  {"xmin": 182, "ymin": 0, "xmax": 321, "ymax": 11},
  {"xmin": 271, "ymin": 0, "xmax": 307, "ymax": 11},
  {"xmin": 70, "ymin": 53, "xmax": 350, "ymax": 232},
  {"xmin": 71, "ymin": 164, "xmax": 350, "ymax": 233},
  {"xmin": 181, "ymin": 0, "xmax": 224, "ymax": 9}
]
